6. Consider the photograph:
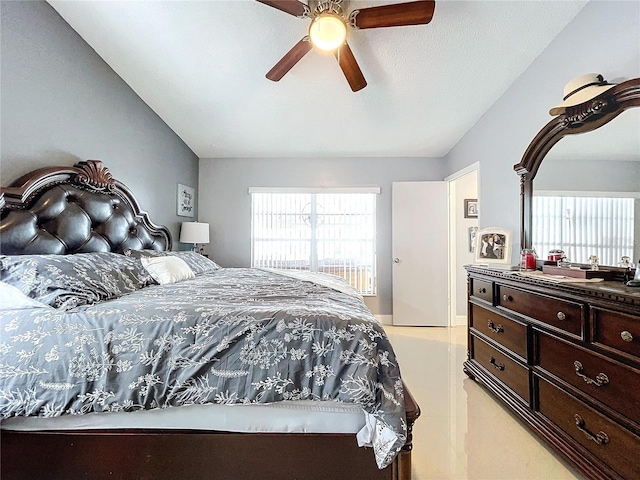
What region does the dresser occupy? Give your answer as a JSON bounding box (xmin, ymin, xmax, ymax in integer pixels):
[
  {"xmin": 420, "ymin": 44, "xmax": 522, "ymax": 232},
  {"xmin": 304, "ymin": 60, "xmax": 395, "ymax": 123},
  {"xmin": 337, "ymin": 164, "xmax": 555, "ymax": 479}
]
[{"xmin": 464, "ymin": 265, "xmax": 640, "ymax": 480}]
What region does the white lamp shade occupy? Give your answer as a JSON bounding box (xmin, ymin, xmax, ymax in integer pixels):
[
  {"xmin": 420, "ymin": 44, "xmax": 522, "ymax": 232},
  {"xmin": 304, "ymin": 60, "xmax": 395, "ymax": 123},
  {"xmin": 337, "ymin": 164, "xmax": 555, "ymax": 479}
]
[{"xmin": 179, "ymin": 222, "xmax": 210, "ymax": 244}]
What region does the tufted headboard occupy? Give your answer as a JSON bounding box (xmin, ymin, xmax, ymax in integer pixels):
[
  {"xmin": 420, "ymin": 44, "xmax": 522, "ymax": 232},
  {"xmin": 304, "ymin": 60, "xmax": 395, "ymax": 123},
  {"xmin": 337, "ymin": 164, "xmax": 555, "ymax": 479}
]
[{"xmin": 0, "ymin": 160, "xmax": 171, "ymax": 255}]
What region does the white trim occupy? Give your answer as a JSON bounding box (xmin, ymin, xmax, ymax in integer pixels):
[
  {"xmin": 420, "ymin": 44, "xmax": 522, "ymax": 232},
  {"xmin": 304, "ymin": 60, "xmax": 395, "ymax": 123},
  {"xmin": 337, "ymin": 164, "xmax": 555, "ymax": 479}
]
[
  {"xmin": 375, "ymin": 315, "xmax": 393, "ymax": 325},
  {"xmin": 444, "ymin": 162, "xmax": 480, "ymax": 182},
  {"xmin": 447, "ymin": 180, "xmax": 455, "ymax": 327},
  {"xmin": 534, "ymin": 190, "xmax": 640, "ymax": 199},
  {"xmin": 248, "ymin": 187, "xmax": 381, "ymax": 194},
  {"xmin": 446, "ymin": 163, "xmax": 479, "ymax": 328}
]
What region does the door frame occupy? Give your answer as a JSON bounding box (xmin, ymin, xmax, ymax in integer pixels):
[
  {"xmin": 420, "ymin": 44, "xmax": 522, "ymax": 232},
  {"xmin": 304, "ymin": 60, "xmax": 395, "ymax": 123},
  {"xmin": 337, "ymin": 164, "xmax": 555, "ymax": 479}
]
[{"xmin": 444, "ymin": 163, "xmax": 480, "ymax": 327}]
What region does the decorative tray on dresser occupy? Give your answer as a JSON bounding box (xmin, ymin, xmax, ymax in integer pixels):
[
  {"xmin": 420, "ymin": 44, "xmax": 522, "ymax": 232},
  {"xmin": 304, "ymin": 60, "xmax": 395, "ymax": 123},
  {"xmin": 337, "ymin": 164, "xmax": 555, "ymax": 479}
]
[{"xmin": 464, "ymin": 265, "xmax": 640, "ymax": 480}]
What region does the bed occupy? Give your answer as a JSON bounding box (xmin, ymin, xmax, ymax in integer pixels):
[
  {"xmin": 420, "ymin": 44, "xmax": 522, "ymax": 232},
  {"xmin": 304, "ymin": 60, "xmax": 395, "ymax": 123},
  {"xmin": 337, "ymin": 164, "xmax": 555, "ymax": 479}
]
[{"xmin": 0, "ymin": 161, "xmax": 419, "ymax": 480}]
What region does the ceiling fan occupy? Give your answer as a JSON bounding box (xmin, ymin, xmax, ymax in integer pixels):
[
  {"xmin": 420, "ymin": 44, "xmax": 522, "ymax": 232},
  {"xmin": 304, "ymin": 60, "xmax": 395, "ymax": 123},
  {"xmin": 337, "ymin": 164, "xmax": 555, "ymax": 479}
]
[{"xmin": 257, "ymin": 0, "xmax": 436, "ymax": 92}]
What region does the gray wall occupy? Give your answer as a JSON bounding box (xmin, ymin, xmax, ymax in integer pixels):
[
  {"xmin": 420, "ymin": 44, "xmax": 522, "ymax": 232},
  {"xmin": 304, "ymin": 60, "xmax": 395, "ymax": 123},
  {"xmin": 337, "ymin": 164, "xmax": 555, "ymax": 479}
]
[
  {"xmin": 0, "ymin": 1, "xmax": 198, "ymax": 243},
  {"xmin": 198, "ymin": 157, "xmax": 447, "ymax": 315},
  {"xmin": 535, "ymin": 159, "xmax": 639, "ymax": 193},
  {"xmin": 444, "ymin": 0, "xmax": 640, "ymax": 261}
]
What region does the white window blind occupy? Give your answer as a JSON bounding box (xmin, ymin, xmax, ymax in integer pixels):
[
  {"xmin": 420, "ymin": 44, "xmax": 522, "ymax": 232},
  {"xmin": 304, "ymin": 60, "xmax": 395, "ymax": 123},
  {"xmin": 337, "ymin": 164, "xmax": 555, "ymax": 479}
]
[
  {"xmin": 532, "ymin": 195, "xmax": 635, "ymax": 266},
  {"xmin": 250, "ymin": 190, "xmax": 377, "ymax": 295}
]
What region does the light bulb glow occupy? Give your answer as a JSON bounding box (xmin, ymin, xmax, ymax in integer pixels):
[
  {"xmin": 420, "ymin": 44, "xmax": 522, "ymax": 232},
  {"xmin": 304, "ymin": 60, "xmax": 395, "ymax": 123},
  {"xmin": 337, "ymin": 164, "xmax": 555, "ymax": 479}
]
[{"xmin": 309, "ymin": 14, "xmax": 346, "ymax": 51}]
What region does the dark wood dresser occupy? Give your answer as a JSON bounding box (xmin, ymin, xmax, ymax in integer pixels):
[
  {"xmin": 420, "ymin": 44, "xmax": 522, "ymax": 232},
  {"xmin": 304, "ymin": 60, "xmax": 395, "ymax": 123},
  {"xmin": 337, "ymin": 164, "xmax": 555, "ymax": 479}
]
[{"xmin": 464, "ymin": 265, "xmax": 640, "ymax": 480}]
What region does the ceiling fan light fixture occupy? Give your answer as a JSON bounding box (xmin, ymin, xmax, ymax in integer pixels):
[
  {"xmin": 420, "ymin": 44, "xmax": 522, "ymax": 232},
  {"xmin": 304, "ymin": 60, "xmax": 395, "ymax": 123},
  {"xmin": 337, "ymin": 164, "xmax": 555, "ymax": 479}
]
[{"xmin": 309, "ymin": 13, "xmax": 346, "ymax": 51}]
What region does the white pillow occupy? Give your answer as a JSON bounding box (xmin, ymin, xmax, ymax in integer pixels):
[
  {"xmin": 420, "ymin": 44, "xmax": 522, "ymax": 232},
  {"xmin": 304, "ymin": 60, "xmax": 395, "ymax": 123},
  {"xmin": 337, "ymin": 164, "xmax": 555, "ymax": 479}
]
[
  {"xmin": 0, "ymin": 281, "xmax": 53, "ymax": 310},
  {"xmin": 141, "ymin": 256, "xmax": 195, "ymax": 285}
]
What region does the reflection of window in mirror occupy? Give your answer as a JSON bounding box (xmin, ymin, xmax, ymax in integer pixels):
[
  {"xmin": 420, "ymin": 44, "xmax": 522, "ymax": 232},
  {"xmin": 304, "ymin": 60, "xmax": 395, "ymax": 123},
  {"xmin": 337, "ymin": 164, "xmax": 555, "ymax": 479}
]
[
  {"xmin": 532, "ymin": 193, "xmax": 636, "ymax": 266},
  {"xmin": 532, "ymin": 109, "xmax": 640, "ymax": 267}
]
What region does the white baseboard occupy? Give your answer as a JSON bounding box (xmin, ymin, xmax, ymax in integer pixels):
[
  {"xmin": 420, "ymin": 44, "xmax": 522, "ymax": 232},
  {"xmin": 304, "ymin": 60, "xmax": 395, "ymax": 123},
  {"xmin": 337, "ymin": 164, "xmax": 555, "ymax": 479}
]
[
  {"xmin": 375, "ymin": 315, "xmax": 393, "ymax": 325},
  {"xmin": 454, "ymin": 314, "xmax": 467, "ymax": 326}
]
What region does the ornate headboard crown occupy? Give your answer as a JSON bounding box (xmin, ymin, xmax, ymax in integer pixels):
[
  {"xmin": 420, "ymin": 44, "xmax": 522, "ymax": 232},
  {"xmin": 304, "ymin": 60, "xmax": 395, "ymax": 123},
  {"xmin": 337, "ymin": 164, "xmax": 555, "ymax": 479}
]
[{"xmin": 0, "ymin": 160, "xmax": 172, "ymax": 255}]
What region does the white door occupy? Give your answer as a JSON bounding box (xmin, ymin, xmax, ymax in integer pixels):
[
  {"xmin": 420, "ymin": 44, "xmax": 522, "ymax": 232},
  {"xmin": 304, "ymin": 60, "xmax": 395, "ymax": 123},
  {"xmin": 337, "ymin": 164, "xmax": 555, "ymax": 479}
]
[{"xmin": 392, "ymin": 181, "xmax": 449, "ymax": 326}]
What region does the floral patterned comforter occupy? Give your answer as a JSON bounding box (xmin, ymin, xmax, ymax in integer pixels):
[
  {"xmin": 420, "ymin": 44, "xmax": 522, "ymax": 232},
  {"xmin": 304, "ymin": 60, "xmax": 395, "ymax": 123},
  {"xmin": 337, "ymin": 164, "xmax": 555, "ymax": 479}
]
[{"xmin": 0, "ymin": 268, "xmax": 406, "ymax": 469}]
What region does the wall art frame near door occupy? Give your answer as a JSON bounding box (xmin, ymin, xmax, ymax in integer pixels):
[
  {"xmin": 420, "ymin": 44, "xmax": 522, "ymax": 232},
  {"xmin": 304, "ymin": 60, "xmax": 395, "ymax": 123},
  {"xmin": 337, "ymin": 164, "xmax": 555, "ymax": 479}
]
[
  {"xmin": 464, "ymin": 198, "xmax": 478, "ymax": 218},
  {"xmin": 177, "ymin": 183, "xmax": 195, "ymax": 217}
]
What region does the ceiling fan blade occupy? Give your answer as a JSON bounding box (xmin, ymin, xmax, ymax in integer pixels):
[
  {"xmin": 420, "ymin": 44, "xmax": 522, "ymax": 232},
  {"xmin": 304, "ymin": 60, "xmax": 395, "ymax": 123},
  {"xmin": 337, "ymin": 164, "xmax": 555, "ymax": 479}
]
[
  {"xmin": 350, "ymin": 0, "xmax": 435, "ymax": 29},
  {"xmin": 256, "ymin": 0, "xmax": 309, "ymax": 18},
  {"xmin": 335, "ymin": 43, "xmax": 367, "ymax": 92},
  {"xmin": 266, "ymin": 37, "xmax": 312, "ymax": 82}
]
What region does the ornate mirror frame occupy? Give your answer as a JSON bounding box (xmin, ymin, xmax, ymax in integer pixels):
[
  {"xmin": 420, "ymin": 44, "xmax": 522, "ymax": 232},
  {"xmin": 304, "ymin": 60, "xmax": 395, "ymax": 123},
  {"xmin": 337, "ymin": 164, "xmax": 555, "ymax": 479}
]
[{"xmin": 514, "ymin": 77, "xmax": 640, "ymax": 257}]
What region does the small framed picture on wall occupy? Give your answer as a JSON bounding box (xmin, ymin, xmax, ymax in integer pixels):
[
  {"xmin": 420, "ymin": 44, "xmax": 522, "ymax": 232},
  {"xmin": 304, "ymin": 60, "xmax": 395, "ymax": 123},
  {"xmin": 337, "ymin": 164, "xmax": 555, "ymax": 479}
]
[
  {"xmin": 177, "ymin": 183, "xmax": 195, "ymax": 217},
  {"xmin": 464, "ymin": 199, "xmax": 478, "ymax": 218}
]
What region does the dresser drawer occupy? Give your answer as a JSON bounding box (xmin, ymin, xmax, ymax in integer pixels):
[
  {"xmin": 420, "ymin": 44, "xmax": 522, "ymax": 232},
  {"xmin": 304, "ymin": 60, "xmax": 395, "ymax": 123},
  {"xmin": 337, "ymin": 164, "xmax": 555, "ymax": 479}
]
[
  {"xmin": 497, "ymin": 285, "xmax": 584, "ymax": 338},
  {"xmin": 538, "ymin": 376, "xmax": 640, "ymax": 480},
  {"xmin": 471, "ymin": 334, "xmax": 529, "ymax": 402},
  {"xmin": 470, "ymin": 304, "xmax": 527, "ymax": 359},
  {"xmin": 536, "ymin": 332, "xmax": 640, "ymax": 426},
  {"xmin": 470, "ymin": 277, "xmax": 492, "ymax": 303},
  {"xmin": 592, "ymin": 307, "xmax": 640, "ymax": 364}
]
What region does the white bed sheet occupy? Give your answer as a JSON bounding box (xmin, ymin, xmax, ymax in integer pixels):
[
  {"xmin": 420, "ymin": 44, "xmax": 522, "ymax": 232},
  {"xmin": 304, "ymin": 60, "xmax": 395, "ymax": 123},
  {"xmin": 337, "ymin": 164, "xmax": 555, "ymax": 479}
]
[{"xmin": 0, "ymin": 400, "xmax": 366, "ymax": 434}]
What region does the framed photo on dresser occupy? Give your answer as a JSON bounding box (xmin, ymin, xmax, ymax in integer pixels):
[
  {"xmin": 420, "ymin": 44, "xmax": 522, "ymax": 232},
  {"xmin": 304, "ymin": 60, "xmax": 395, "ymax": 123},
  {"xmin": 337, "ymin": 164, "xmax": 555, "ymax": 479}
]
[{"xmin": 474, "ymin": 227, "xmax": 511, "ymax": 264}]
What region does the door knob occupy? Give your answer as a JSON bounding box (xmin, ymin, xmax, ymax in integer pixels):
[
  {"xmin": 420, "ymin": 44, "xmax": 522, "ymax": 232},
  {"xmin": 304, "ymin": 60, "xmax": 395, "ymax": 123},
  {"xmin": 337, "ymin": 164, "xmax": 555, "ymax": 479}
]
[{"xmin": 393, "ymin": 257, "xmax": 401, "ymax": 263}]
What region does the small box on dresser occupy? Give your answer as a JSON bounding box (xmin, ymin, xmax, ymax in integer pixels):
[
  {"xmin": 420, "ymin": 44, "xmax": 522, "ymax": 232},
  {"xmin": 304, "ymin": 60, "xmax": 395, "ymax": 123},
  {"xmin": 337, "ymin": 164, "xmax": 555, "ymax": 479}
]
[{"xmin": 464, "ymin": 265, "xmax": 640, "ymax": 480}]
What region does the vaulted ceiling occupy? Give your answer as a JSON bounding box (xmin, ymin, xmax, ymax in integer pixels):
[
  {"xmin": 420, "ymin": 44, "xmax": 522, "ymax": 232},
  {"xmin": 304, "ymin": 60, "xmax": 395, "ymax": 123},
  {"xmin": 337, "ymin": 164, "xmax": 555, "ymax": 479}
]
[{"xmin": 48, "ymin": 0, "xmax": 588, "ymax": 159}]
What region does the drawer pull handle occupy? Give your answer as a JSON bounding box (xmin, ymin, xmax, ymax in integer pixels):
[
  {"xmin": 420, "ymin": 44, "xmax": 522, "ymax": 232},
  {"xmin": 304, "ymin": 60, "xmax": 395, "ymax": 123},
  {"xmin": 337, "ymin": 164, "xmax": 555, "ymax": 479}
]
[
  {"xmin": 502, "ymin": 294, "xmax": 513, "ymax": 302},
  {"xmin": 489, "ymin": 356, "xmax": 505, "ymax": 371},
  {"xmin": 556, "ymin": 312, "xmax": 566, "ymax": 321},
  {"xmin": 487, "ymin": 321, "xmax": 504, "ymax": 334},
  {"xmin": 574, "ymin": 361, "xmax": 609, "ymax": 387},
  {"xmin": 621, "ymin": 330, "xmax": 633, "ymax": 342},
  {"xmin": 478, "ymin": 287, "xmax": 487, "ymax": 294},
  {"xmin": 574, "ymin": 414, "xmax": 609, "ymax": 445}
]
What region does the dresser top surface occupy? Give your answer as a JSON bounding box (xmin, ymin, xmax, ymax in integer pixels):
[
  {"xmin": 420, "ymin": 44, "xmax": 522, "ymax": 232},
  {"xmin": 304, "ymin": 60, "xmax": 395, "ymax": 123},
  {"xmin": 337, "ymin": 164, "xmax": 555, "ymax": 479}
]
[{"xmin": 465, "ymin": 265, "xmax": 640, "ymax": 308}]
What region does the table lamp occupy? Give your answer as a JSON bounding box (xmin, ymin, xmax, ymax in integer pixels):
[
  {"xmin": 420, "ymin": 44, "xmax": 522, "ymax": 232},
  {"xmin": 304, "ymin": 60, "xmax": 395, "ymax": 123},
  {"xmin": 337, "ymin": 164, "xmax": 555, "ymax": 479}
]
[{"xmin": 179, "ymin": 222, "xmax": 209, "ymax": 253}]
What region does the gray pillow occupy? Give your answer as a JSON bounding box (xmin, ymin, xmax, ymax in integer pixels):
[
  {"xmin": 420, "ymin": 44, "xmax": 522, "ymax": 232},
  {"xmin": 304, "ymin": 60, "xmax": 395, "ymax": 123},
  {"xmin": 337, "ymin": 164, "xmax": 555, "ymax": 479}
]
[
  {"xmin": 123, "ymin": 249, "xmax": 165, "ymax": 259},
  {"xmin": 125, "ymin": 249, "xmax": 220, "ymax": 275},
  {"xmin": 0, "ymin": 252, "xmax": 154, "ymax": 310}
]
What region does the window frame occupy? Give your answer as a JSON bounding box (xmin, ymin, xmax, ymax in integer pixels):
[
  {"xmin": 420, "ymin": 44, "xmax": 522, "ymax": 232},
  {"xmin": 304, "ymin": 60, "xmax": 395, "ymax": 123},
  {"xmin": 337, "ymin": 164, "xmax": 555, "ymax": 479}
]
[{"xmin": 249, "ymin": 187, "xmax": 380, "ymax": 296}]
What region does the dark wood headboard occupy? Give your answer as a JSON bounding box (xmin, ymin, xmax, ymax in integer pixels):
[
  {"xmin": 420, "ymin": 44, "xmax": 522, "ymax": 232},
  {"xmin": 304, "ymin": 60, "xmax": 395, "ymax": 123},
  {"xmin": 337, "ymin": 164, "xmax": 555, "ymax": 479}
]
[{"xmin": 0, "ymin": 160, "xmax": 171, "ymax": 254}]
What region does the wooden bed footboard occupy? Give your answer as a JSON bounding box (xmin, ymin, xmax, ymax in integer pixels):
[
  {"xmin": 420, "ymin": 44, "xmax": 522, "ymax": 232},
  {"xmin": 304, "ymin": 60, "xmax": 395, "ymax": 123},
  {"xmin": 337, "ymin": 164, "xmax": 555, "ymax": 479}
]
[{"xmin": 1, "ymin": 386, "xmax": 420, "ymax": 480}]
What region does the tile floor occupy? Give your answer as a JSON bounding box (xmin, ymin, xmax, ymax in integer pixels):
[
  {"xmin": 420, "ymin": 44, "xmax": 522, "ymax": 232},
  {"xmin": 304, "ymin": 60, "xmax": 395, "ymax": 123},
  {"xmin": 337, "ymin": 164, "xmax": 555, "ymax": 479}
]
[{"xmin": 384, "ymin": 325, "xmax": 587, "ymax": 480}]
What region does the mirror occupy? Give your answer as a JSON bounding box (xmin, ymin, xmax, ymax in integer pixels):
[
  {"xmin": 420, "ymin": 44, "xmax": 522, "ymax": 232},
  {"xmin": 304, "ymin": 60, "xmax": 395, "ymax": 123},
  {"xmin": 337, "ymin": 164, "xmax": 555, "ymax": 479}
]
[
  {"xmin": 533, "ymin": 109, "xmax": 640, "ymax": 267},
  {"xmin": 515, "ymin": 77, "xmax": 640, "ymax": 271}
]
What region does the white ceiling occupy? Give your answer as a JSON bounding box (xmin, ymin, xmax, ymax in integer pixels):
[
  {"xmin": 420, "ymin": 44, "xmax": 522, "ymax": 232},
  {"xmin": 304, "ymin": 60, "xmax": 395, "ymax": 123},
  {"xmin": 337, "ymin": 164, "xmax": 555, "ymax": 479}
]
[{"xmin": 48, "ymin": 0, "xmax": 588, "ymax": 159}]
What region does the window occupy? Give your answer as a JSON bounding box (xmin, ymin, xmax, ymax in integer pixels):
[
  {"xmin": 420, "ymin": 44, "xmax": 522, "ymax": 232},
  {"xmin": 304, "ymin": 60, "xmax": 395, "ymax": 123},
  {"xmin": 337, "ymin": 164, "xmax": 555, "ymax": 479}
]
[
  {"xmin": 532, "ymin": 194, "xmax": 635, "ymax": 265},
  {"xmin": 250, "ymin": 188, "xmax": 378, "ymax": 295}
]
